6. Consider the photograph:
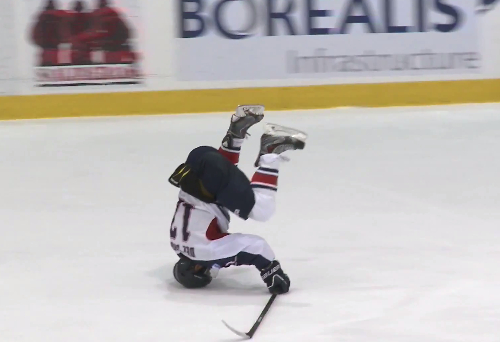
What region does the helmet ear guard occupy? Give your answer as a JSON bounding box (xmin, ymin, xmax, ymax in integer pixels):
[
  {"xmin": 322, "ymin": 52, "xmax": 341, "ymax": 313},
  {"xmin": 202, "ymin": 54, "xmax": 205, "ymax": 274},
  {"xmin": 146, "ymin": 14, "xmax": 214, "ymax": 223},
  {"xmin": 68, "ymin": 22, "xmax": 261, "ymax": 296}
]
[
  {"xmin": 168, "ymin": 163, "xmax": 192, "ymax": 187},
  {"xmin": 168, "ymin": 163, "xmax": 215, "ymax": 203},
  {"xmin": 173, "ymin": 256, "xmax": 212, "ymax": 289}
]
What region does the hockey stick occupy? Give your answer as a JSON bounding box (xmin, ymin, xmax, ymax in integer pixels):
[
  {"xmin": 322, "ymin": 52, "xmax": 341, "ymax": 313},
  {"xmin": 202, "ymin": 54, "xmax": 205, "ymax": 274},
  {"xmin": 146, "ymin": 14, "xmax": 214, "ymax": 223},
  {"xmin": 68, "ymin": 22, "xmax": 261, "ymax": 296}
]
[{"xmin": 222, "ymin": 294, "xmax": 277, "ymax": 339}]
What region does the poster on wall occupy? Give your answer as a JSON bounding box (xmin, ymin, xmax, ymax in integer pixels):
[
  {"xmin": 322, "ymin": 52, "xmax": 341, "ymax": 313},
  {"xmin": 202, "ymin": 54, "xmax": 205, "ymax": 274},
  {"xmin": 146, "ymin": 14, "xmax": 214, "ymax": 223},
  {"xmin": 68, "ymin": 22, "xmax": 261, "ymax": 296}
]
[
  {"xmin": 175, "ymin": 0, "xmax": 483, "ymax": 81},
  {"xmin": 27, "ymin": 0, "xmax": 143, "ymax": 88}
]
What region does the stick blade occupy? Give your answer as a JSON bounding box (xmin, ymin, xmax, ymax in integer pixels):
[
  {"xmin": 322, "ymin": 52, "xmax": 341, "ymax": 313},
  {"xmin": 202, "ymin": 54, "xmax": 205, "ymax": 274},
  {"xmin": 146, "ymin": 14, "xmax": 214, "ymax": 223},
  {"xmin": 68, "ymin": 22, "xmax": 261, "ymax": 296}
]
[{"xmin": 222, "ymin": 320, "xmax": 251, "ymax": 339}]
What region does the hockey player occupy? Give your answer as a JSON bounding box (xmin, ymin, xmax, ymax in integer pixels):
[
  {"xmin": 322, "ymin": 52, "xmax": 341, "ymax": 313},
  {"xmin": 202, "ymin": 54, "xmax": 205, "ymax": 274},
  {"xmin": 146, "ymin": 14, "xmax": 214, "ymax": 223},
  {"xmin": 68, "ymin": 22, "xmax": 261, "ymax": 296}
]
[{"xmin": 168, "ymin": 105, "xmax": 306, "ymax": 295}]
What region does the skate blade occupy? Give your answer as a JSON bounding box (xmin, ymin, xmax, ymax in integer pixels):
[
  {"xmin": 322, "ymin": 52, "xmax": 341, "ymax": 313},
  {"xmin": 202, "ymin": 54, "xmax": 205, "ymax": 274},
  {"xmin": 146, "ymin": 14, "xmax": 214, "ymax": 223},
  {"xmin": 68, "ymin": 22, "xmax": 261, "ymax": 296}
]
[
  {"xmin": 236, "ymin": 104, "xmax": 265, "ymax": 118},
  {"xmin": 264, "ymin": 123, "xmax": 308, "ymax": 143}
]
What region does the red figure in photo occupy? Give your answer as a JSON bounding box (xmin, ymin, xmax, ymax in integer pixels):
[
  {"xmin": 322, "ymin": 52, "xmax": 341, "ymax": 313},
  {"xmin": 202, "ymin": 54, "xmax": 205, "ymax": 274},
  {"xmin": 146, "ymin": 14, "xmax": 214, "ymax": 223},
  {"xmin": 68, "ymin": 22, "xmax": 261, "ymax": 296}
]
[
  {"xmin": 30, "ymin": 0, "xmax": 66, "ymax": 66},
  {"xmin": 92, "ymin": 0, "xmax": 137, "ymax": 64},
  {"xmin": 69, "ymin": 1, "xmax": 92, "ymax": 64},
  {"xmin": 72, "ymin": 0, "xmax": 137, "ymax": 64}
]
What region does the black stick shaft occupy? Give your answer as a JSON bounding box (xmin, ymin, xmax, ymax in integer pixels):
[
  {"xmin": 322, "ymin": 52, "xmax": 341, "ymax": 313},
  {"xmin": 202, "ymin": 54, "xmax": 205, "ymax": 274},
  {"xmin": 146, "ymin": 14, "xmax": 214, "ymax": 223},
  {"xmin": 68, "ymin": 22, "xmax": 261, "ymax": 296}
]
[{"xmin": 246, "ymin": 294, "xmax": 277, "ymax": 338}]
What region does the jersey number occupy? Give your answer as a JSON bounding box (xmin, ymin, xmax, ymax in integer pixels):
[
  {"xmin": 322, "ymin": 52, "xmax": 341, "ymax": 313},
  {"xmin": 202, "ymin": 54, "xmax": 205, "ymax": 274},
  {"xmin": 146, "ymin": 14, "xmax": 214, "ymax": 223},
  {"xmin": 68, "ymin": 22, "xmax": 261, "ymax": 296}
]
[{"xmin": 170, "ymin": 202, "xmax": 193, "ymax": 242}]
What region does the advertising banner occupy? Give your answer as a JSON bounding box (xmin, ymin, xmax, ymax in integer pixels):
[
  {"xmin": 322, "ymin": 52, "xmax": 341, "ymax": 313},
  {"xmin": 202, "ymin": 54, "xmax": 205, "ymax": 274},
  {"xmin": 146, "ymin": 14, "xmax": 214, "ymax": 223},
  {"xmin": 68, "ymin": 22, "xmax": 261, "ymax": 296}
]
[
  {"xmin": 176, "ymin": 0, "xmax": 481, "ymax": 81},
  {"xmin": 26, "ymin": 0, "xmax": 143, "ymax": 88}
]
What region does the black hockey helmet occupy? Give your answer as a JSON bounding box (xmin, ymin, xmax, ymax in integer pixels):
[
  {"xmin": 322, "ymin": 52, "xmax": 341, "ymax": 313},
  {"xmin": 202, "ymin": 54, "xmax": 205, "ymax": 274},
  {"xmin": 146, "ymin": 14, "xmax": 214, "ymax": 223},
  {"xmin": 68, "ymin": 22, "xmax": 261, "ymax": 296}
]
[
  {"xmin": 169, "ymin": 145, "xmax": 255, "ymax": 219},
  {"xmin": 173, "ymin": 256, "xmax": 212, "ymax": 289},
  {"xmin": 168, "ymin": 146, "xmax": 219, "ymax": 203}
]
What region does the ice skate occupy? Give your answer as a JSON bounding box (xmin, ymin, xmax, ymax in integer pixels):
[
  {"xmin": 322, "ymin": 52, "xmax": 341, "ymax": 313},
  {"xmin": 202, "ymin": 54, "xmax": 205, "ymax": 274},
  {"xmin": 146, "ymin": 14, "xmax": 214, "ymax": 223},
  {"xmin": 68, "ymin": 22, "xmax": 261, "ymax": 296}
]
[
  {"xmin": 254, "ymin": 123, "xmax": 307, "ymax": 166},
  {"xmin": 222, "ymin": 105, "xmax": 265, "ymax": 148}
]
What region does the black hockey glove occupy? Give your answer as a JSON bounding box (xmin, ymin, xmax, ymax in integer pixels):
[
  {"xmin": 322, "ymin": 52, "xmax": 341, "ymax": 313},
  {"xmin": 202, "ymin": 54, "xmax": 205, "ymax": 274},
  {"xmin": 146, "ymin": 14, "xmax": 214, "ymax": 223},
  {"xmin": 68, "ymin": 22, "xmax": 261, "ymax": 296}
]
[{"xmin": 260, "ymin": 260, "xmax": 290, "ymax": 295}]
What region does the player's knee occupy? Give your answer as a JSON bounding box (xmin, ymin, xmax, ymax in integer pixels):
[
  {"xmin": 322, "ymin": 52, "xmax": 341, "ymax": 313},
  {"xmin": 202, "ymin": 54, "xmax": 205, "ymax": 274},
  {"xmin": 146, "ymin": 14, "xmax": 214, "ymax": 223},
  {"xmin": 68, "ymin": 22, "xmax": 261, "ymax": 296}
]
[
  {"xmin": 251, "ymin": 236, "xmax": 267, "ymax": 248},
  {"xmin": 245, "ymin": 235, "xmax": 274, "ymax": 257}
]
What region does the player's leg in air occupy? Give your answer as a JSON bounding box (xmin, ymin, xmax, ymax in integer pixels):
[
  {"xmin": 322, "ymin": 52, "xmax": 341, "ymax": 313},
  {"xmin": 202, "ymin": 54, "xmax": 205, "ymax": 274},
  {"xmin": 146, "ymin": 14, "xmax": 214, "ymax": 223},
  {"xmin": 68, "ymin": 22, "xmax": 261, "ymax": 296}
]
[{"xmin": 168, "ymin": 105, "xmax": 306, "ymax": 294}]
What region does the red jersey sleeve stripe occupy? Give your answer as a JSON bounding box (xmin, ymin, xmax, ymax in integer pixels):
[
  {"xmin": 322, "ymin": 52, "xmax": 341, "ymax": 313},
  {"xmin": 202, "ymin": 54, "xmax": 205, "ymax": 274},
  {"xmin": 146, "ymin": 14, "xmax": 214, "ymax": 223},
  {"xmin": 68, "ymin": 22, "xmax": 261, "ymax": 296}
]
[
  {"xmin": 251, "ymin": 184, "xmax": 278, "ymax": 192},
  {"xmin": 218, "ymin": 147, "xmax": 240, "ymax": 165},
  {"xmin": 251, "ymin": 172, "xmax": 278, "ymax": 186}
]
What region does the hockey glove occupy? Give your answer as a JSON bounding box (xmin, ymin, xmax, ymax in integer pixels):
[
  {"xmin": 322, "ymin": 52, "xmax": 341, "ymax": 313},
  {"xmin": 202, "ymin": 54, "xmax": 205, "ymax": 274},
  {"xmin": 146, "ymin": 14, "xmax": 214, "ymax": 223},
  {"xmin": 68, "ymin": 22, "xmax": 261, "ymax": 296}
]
[{"xmin": 260, "ymin": 260, "xmax": 290, "ymax": 295}]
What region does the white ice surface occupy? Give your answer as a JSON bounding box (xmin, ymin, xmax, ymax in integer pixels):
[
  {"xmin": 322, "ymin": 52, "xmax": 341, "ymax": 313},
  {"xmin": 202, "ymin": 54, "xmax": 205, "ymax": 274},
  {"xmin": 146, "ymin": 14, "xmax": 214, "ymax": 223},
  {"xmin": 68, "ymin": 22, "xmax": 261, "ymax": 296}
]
[{"xmin": 1, "ymin": 104, "xmax": 500, "ymax": 342}]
